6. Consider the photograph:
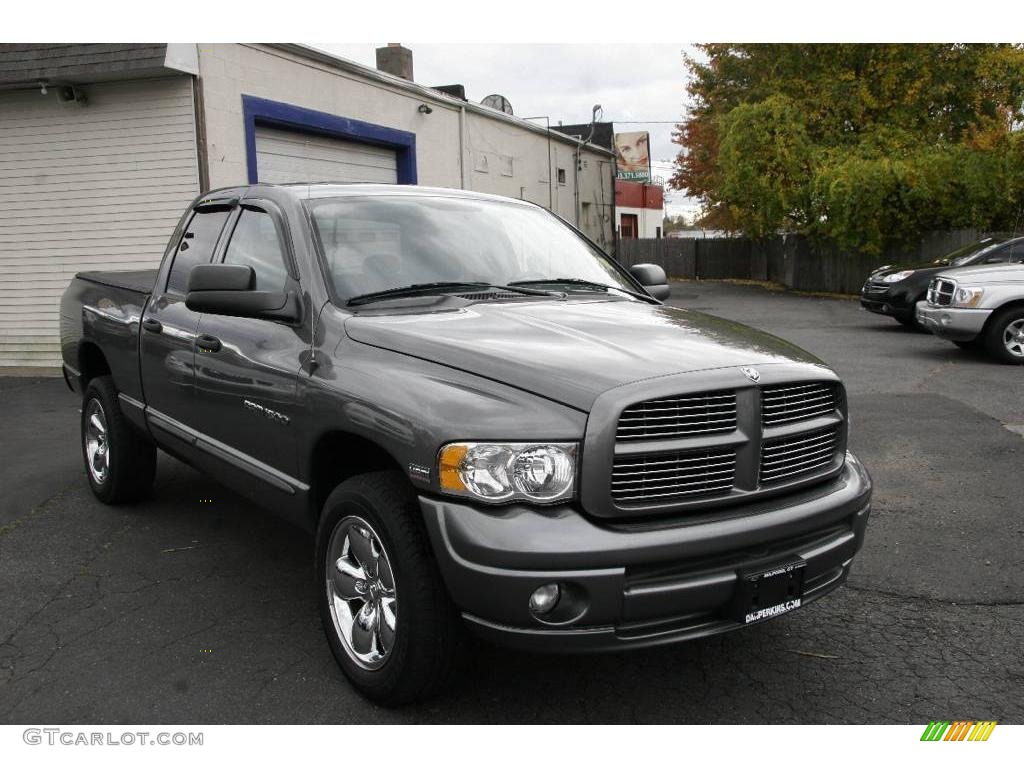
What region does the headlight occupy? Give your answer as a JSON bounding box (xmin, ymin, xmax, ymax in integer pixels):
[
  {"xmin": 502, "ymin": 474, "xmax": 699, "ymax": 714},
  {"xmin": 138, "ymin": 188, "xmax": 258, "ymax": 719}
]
[
  {"xmin": 437, "ymin": 442, "xmax": 576, "ymax": 504},
  {"xmin": 952, "ymin": 286, "xmax": 984, "ymax": 308},
  {"xmin": 881, "ymin": 270, "xmax": 915, "ymax": 283}
]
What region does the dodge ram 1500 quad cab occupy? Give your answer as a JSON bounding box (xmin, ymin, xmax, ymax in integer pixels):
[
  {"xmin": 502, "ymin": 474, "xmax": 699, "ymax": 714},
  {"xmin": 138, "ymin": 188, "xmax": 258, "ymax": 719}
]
[{"xmin": 61, "ymin": 184, "xmax": 872, "ymax": 704}]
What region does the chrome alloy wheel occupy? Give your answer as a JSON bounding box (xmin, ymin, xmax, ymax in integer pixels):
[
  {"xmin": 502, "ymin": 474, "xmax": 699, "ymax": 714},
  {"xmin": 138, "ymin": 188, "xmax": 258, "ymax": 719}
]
[
  {"xmin": 325, "ymin": 516, "xmax": 398, "ymax": 670},
  {"xmin": 1003, "ymin": 318, "xmax": 1024, "ymax": 358},
  {"xmin": 84, "ymin": 398, "xmax": 110, "ymax": 484}
]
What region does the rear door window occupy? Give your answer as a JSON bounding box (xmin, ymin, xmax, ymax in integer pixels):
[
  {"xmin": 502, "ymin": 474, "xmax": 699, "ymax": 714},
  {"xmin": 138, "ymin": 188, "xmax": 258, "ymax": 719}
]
[{"xmin": 166, "ymin": 209, "xmax": 231, "ymax": 294}]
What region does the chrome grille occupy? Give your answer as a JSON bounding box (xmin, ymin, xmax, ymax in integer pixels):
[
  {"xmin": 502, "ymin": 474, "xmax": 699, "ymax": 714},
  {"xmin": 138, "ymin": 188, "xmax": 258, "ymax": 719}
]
[
  {"xmin": 616, "ymin": 390, "xmax": 737, "ymax": 441},
  {"xmin": 761, "ymin": 382, "xmax": 838, "ymax": 426},
  {"xmin": 927, "ymin": 278, "xmax": 955, "ymax": 306},
  {"xmin": 611, "ymin": 447, "xmax": 736, "ymax": 503},
  {"xmin": 760, "ymin": 426, "xmax": 840, "ymax": 485},
  {"xmin": 862, "ymin": 281, "xmax": 890, "ymax": 297}
]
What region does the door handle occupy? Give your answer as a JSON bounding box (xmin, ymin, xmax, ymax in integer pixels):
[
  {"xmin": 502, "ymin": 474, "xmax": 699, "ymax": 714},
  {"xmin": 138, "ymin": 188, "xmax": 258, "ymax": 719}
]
[
  {"xmin": 142, "ymin": 318, "xmax": 163, "ymax": 334},
  {"xmin": 196, "ymin": 334, "xmax": 222, "ymax": 353}
]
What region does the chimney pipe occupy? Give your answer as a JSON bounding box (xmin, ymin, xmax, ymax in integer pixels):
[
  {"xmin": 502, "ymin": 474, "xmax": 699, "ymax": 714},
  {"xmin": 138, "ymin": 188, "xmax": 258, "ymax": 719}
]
[{"xmin": 376, "ymin": 43, "xmax": 414, "ymax": 81}]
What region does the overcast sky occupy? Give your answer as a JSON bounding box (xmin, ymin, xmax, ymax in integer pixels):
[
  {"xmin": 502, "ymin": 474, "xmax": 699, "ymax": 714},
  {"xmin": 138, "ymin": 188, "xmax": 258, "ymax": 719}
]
[{"xmin": 319, "ymin": 44, "xmax": 699, "ymax": 217}]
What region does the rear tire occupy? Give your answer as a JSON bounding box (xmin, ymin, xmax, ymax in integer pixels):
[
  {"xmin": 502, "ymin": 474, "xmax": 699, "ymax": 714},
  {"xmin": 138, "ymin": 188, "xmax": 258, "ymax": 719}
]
[
  {"xmin": 983, "ymin": 307, "xmax": 1024, "ymax": 364},
  {"xmin": 81, "ymin": 375, "xmax": 156, "ymax": 504},
  {"xmin": 315, "ymin": 471, "xmax": 465, "ymax": 705}
]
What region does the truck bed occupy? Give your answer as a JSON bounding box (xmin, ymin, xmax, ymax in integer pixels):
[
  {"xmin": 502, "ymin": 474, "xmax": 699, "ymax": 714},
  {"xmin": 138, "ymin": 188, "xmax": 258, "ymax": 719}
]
[{"xmin": 76, "ymin": 269, "xmax": 157, "ymax": 296}]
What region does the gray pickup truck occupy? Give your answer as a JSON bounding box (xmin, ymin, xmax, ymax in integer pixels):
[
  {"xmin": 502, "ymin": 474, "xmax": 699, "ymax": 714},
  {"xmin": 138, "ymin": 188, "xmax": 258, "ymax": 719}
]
[{"xmin": 61, "ymin": 183, "xmax": 872, "ymax": 704}]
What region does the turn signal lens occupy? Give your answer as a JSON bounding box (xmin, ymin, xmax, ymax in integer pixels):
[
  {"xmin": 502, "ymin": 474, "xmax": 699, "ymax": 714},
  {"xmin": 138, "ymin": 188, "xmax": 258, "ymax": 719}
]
[{"xmin": 438, "ymin": 444, "xmax": 469, "ymax": 492}]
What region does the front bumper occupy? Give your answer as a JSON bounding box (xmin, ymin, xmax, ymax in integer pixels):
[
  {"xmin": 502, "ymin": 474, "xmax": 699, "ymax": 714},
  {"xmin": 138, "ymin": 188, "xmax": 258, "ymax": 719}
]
[
  {"xmin": 915, "ymin": 301, "xmax": 991, "ymax": 341},
  {"xmin": 420, "ymin": 452, "xmax": 872, "ymax": 652},
  {"xmin": 860, "ymin": 296, "xmax": 912, "ymax": 318},
  {"xmin": 860, "ymin": 284, "xmax": 913, "ymax": 318}
]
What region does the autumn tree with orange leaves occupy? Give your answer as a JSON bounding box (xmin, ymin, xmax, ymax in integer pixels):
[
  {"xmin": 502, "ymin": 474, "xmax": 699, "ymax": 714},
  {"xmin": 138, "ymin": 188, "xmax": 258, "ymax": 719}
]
[{"xmin": 672, "ymin": 44, "xmax": 1024, "ymax": 253}]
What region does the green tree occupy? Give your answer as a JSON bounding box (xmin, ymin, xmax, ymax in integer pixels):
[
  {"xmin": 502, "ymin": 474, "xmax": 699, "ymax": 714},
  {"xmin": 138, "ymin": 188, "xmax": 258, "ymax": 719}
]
[
  {"xmin": 672, "ymin": 44, "xmax": 1024, "ymax": 252},
  {"xmin": 716, "ymin": 95, "xmax": 814, "ymax": 238}
]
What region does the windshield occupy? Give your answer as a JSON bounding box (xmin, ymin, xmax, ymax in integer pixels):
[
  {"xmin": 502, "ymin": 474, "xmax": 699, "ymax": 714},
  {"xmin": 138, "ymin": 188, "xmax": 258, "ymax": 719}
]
[
  {"xmin": 941, "ymin": 239, "xmax": 1002, "ymax": 267},
  {"xmin": 306, "ymin": 195, "xmax": 635, "ymax": 303}
]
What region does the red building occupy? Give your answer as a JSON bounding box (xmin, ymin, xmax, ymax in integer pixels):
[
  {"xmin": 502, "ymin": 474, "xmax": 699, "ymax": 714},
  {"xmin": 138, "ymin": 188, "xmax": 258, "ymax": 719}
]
[{"xmin": 615, "ymin": 180, "xmax": 664, "ymax": 239}]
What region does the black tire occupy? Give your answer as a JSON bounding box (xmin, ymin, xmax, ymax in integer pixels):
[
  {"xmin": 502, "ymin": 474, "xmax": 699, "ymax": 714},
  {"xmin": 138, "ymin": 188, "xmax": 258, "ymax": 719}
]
[
  {"xmin": 315, "ymin": 471, "xmax": 465, "ymax": 705},
  {"xmin": 81, "ymin": 375, "xmax": 156, "ymax": 504},
  {"xmin": 983, "ymin": 306, "xmax": 1024, "ymax": 364}
]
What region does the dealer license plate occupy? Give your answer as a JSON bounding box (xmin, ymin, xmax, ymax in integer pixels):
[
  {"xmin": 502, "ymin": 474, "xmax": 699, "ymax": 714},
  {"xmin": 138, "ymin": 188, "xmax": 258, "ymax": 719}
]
[{"xmin": 733, "ymin": 559, "xmax": 806, "ymax": 624}]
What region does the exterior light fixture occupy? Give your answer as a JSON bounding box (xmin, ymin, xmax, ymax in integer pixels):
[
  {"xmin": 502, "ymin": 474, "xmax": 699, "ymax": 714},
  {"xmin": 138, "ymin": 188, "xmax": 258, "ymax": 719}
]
[{"xmin": 417, "ymin": 103, "xmax": 433, "ymax": 114}]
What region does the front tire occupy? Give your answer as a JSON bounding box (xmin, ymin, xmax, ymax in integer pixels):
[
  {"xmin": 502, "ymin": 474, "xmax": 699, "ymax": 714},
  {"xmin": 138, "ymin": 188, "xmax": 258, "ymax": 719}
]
[
  {"xmin": 81, "ymin": 375, "xmax": 156, "ymax": 504},
  {"xmin": 984, "ymin": 307, "xmax": 1024, "ymax": 364},
  {"xmin": 316, "ymin": 472, "xmax": 464, "ymax": 705}
]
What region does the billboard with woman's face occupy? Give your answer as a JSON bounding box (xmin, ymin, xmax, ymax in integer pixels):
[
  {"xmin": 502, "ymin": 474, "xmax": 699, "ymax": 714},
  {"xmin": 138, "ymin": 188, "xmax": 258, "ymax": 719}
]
[{"xmin": 614, "ymin": 132, "xmax": 651, "ymax": 181}]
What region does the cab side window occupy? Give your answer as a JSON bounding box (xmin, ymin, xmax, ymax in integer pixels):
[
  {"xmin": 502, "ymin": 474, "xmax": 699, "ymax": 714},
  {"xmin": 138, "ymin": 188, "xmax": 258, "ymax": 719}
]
[
  {"xmin": 1007, "ymin": 243, "xmax": 1024, "ymax": 264},
  {"xmin": 166, "ymin": 209, "xmax": 231, "ymax": 294},
  {"xmin": 982, "ymin": 247, "xmax": 1011, "ymax": 264},
  {"xmin": 222, "ymin": 209, "xmax": 290, "ymax": 292}
]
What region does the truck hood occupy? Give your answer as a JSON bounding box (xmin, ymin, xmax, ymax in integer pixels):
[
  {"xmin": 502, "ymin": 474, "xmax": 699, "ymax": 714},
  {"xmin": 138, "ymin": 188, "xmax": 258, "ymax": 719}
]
[
  {"xmin": 343, "ymin": 299, "xmax": 827, "ymax": 411},
  {"xmin": 937, "ymin": 263, "xmax": 1024, "ymax": 284}
]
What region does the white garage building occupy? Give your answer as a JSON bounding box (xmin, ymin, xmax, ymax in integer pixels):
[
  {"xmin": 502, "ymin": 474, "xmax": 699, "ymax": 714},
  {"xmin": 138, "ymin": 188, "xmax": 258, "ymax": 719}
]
[{"xmin": 0, "ymin": 43, "xmax": 615, "ymax": 368}]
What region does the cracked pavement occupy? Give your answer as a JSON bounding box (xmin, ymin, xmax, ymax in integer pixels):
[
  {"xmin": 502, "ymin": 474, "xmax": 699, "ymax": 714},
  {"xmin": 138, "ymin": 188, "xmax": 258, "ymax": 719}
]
[{"xmin": 0, "ymin": 281, "xmax": 1021, "ymax": 723}]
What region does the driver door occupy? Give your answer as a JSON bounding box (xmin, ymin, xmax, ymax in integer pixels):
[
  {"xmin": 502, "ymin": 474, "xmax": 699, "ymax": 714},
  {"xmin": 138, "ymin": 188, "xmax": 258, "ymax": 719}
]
[{"xmin": 191, "ymin": 201, "xmax": 305, "ymax": 489}]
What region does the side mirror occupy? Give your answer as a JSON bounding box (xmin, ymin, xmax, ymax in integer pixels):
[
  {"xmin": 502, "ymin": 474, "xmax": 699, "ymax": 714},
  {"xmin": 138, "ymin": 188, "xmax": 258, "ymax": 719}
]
[
  {"xmin": 185, "ymin": 264, "xmax": 300, "ymax": 323},
  {"xmin": 629, "ymin": 263, "xmax": 671, "ymax": 301}
]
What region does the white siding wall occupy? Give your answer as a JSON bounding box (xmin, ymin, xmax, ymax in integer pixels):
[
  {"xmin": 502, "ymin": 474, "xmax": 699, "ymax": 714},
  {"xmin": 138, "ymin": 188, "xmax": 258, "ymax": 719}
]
[{"xmin": 0, "ymin": 76, "xmax": 200, "ymax": 367}]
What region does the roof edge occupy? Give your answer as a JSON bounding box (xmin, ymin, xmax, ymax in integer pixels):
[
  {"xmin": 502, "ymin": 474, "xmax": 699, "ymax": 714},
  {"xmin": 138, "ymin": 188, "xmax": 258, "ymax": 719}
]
[{"xmin": 264, "ymin": 43, "xmax": 614, "ymax": 158}]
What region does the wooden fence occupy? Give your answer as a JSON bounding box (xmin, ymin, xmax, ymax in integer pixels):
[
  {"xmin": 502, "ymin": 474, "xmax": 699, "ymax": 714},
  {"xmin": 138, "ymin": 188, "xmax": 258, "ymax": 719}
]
[{"xmin": 614, "ymin": 230, "xmax": 984, "ymax": 294}]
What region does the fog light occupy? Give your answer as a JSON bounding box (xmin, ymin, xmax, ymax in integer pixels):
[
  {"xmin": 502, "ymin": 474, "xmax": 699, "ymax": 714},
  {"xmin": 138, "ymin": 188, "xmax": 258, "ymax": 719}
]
[{"xmin": 529, "ymin": 583, "xmax": 561, "ymax": 615}]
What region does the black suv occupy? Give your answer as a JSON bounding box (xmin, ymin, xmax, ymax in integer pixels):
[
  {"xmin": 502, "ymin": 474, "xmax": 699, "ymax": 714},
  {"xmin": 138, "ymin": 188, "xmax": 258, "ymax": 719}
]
[{"xmin": 861, "ymin": 236, "xmax": 1024, "ymax": 328}]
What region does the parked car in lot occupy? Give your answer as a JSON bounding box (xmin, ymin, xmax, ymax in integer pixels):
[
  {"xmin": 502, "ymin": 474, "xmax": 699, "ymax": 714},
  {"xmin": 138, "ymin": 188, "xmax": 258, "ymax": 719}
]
[
  {"xmin": 60, "ymin": 183, "xmax": 872, "ymax": 704},
  {"xmin": 860, "ymin": 236, "xmax": 1024, "ymax": 328},
  {"xmin": 916, "ymin": 263, "xmax": 1024, "ymax": 363}
]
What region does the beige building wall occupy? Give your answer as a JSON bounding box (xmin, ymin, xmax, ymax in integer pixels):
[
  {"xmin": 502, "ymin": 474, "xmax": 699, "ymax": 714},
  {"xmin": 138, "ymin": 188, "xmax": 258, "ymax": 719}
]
[{"xmin": 195, "ymin": 44, "xmax": 614, "ymax": 249}]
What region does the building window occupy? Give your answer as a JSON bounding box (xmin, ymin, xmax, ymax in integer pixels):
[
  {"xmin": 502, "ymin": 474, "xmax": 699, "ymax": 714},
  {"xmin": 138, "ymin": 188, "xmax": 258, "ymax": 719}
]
[
  {"xmin": 500, "ymin": 155, "xmax": 513, "ymax": 177},
  {"xmin": 656, "ymin": 226, "xmax": 662, "ymax": 239},
  {"xmin": 557, "ymin": 168, "xmax": 566, "ymax": 185},
  {"xmin": 474, "ymin": 153, "xmax": 489, "ymax": 173},
  {"xmin": 620, "ymin": 213, "xmax": 638, "ymax": 239}
]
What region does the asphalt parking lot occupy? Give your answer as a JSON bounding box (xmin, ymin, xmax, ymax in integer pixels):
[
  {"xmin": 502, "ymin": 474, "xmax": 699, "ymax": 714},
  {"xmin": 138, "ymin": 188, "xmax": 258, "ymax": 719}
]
[{"xmin": 1, "ymin": 281, "xmax": 1022, "ymax": 724}]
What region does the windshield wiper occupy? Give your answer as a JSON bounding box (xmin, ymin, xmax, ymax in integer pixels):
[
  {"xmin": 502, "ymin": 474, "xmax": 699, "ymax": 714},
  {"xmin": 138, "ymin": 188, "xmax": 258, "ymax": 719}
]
[
  {"xmin": 347, "ymin": 281, "xmax": 559, "ymax": 306},
  {"xmin": 508, "ymin": 278, "xmax": 654, "ymax": 301}
]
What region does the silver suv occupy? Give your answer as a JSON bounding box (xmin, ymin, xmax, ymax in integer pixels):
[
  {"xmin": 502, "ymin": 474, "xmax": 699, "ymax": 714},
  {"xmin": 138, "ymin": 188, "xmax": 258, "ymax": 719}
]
[{"xmin": 916, "ymin": 263, "xmax": 1024, "ymax": 363}]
